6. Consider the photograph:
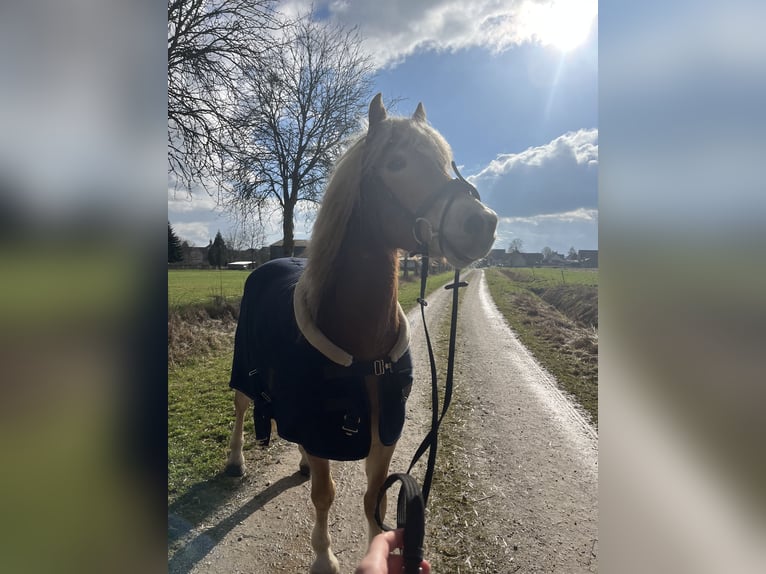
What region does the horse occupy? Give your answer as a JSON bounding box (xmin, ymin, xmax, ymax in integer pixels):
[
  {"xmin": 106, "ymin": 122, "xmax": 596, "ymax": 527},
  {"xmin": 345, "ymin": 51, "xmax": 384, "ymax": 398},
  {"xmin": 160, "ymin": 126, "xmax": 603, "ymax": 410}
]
[{"xmin": 225, "ymin": 93, "xmax": 497, "ymax": 574}]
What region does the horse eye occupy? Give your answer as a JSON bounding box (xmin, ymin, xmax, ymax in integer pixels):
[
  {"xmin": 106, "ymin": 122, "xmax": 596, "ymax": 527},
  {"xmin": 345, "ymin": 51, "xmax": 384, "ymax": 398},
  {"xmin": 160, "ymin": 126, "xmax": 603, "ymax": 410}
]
[{"xmin": 386, "ymin": 156, "xmax": 406, "ymax": 171}]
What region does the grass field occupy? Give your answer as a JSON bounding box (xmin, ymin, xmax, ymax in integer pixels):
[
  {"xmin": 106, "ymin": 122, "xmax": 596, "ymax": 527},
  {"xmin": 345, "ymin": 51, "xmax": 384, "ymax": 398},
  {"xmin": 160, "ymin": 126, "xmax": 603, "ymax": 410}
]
[
  {"xmin": 168, "ymin": 268, "xmax": 455, "ymax": 308},
  {"xmin": 491, "ymin": 266, "xmax": 598, "ymax": 287},
  {"xmin": 168, "ymin": 269, "xmax": 251, "ymax": 307},
  {"xmin": 168, "ymin": 267, "xmax": 455, "ymax": 502}
]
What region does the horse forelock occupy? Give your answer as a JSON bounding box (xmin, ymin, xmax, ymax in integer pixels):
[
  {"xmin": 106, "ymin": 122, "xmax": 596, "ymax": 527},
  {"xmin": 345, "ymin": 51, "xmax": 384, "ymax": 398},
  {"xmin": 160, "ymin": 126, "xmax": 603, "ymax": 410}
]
[
  {"xmin": 302, "ymin": 115, "xmax": 453, "ymax": 315},
  {"xmin": 363, "ymin": 118, "xmax": 452, "ymax": 174}
]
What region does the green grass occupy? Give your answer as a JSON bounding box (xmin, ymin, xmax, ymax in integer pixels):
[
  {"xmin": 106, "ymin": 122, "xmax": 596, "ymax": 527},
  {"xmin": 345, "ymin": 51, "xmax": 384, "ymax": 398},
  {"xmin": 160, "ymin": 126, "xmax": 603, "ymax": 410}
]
[
  {"xmin": 494, "ymin": 266, "xmax": 598, "ymax": 287},
  {"xmin": 168, "ymin": 269, "xmax": 250, "ymax": 307},
  {"xmin": 168, "ymin": 352, "xmax": 245, "ymax": 499},
  {"xmin": 397, "ymin": 270, "xmax": 455, "ymax": 311},
  {"xmin": 484, "ymin": 268, "xmax": 598, "ymax": 425}
]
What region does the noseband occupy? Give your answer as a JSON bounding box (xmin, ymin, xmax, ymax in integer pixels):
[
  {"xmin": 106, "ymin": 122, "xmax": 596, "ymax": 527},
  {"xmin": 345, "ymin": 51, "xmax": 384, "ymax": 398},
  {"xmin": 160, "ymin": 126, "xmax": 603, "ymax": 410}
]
[
  {"xmin": 362, "ymin": 160, "xmax": 481, "ymax": 263},
  {"xmin": 412, "ymin": 161, "xmax": 481, "ymax": 262}
]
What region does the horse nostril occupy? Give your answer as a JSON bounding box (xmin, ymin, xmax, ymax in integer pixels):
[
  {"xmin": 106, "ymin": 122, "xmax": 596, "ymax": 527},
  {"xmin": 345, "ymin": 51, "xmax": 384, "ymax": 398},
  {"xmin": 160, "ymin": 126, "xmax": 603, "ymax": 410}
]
[{"xmin": 463, "ymin": 213, "xmax": 484, "ymax": 236}]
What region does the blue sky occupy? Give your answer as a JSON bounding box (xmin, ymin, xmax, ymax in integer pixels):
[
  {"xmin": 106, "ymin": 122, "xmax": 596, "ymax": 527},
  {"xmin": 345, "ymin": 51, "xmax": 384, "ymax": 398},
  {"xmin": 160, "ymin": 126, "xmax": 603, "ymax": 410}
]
[{"xmin": 169, "ymin": 0, "xmax": 598, "ymax": 255}]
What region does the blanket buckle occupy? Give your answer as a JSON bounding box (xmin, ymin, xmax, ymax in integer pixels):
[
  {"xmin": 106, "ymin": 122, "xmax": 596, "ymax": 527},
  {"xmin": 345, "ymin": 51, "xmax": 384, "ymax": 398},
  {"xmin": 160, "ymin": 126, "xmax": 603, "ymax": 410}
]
[
  {"xmin": 342, "ymin": 414, "xmax": 360, "ymax": 435},
  {"xmin": 374, "ymin": 359, "xmax": 392, "ymax": 376}
]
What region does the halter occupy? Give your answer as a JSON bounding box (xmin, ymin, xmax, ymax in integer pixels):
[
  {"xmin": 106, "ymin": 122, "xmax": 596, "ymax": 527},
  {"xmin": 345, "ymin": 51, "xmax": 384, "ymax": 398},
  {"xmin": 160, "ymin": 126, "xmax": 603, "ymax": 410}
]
[{"xmin": 362, "ymin": 159, "xmax": 481, "ymax": 264}]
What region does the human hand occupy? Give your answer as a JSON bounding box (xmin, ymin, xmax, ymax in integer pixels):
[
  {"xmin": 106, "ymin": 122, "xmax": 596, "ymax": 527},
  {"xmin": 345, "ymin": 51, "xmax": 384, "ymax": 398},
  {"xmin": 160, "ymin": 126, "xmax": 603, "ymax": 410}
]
[{"xmin": 354, "ymin": 528, "xmax": 431, "ymax": 574}]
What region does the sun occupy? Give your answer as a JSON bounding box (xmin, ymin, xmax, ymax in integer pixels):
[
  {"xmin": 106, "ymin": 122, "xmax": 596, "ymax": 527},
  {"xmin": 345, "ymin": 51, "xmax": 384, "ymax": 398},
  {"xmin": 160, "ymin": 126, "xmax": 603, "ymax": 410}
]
[{"xmin": 524, "ymin": 0, "xmax": 597, "ymax": 53}]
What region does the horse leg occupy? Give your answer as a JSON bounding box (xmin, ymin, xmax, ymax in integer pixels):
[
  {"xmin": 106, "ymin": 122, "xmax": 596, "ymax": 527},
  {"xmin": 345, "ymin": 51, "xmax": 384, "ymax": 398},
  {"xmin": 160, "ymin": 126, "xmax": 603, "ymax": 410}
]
[
  {"xmin": 363, "ymin": 439, "xmax": 396, "ymax": 545},
  {"xmin": 298, "ymin": 445, "xmax": 311, "ymax": 476},
  {"xmin": 224, "ymin": 390, "xmax": 250, "ymax": 476},
  {"xmin": 306, "ymin": 453, "xmax": 340, "ymax": 574}
]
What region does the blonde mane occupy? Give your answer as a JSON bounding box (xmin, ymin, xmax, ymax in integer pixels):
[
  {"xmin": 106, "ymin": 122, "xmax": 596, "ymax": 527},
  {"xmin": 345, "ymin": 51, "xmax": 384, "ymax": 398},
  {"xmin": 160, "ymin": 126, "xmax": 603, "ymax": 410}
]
[{"xmin": 302, "ymin": 114, "xmax": 453, "ymax": 316}]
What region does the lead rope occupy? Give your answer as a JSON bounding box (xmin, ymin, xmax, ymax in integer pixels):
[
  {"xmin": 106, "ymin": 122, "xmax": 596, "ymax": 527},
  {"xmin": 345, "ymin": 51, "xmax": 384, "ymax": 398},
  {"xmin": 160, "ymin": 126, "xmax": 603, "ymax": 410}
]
[{"xmin": 374, "ymin": 252, "xmax": 468, "ymax": 573}]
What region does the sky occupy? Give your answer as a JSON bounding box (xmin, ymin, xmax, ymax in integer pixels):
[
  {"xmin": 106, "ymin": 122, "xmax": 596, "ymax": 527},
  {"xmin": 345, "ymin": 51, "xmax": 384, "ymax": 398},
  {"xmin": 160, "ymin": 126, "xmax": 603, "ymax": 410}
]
[{"xmin": 168, "ymin": 0, "xmax": 598, "ymax": 255}]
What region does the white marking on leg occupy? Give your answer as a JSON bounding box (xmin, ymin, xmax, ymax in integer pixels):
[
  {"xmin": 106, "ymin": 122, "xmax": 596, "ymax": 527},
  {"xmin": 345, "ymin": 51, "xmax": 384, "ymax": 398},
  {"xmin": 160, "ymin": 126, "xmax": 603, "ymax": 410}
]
[
  {"xmin": 225, "ymin": 390, "xmax": 249, "ymax": 475},
  {"xmin": 307, "ymin": 455, "xmax": 340, "ymax": 574},
  {"xmin": 364, "ymin": 439, "xmax": 396, "ymax": 545}
]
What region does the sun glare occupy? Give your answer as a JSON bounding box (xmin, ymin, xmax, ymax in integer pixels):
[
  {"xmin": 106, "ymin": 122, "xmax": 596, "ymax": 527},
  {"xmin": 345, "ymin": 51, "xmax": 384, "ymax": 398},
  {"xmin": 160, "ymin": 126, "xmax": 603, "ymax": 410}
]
[{"xmin": 524, "ymin": 0, "xmax": 597, "ymax": 53}]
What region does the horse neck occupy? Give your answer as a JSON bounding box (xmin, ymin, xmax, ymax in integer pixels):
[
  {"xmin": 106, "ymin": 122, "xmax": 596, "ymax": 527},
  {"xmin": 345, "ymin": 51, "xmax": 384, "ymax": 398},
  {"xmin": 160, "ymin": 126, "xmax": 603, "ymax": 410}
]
[{"xmin": 316, "ymin": 239, "xmax": 400, "ymax": 362}]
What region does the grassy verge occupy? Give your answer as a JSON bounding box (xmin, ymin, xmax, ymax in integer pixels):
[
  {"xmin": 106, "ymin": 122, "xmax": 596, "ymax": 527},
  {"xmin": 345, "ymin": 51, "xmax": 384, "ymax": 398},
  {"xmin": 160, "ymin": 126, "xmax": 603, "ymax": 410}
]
[
  {"xmin": 168, "ymin": 352, "xmax": 241, "ymax": 499},
  {"xmin": 484, "ymin": 268, "xmax": 598, "ymax": 426},
  {"xmin": 397, "ymin": 270, "xmax": 454, "ymax": 311}
]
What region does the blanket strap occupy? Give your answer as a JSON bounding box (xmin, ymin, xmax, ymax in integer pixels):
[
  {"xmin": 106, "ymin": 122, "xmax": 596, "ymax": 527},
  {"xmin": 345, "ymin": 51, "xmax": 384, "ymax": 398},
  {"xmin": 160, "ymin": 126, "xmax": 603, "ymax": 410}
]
[{"xmin": 322, "ymin": 353, "xmax": 413, "ymax": 380}]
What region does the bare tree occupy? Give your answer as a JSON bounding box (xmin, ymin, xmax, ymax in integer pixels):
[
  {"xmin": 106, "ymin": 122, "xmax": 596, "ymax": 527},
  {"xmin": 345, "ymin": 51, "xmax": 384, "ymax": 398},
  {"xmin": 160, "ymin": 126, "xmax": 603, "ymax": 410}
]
[
  {"xmin": 509, "ymin": 238, "xmax": 524, "ymax": 253},
  {"xmin": 224, "ymin": 12, "xmax": 374, "ymax": 256},
  {"xmin": 226, "ymin": 208, "xmax": 267, "ymax": 266},
  {"xmin": 167, "ymin": 0, "xmax": 280, "ymax": 191}
]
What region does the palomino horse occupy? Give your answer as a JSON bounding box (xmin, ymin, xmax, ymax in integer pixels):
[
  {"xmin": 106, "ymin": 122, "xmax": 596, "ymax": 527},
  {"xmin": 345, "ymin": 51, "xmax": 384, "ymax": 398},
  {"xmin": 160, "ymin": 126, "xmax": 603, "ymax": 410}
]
[{"xmin": 225, "ymin": 93, "xmax": 497, "ymax": 573}]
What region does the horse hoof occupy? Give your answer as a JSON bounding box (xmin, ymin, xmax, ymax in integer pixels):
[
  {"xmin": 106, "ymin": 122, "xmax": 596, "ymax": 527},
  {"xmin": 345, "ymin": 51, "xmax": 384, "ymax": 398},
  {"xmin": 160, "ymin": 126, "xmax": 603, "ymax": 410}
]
[
  {"xmin": 224, "ymin": 463, "xmax": 245, "ymax": 477},
  {"xmin": 309, "ymin": 553, "xmax": 340, "ymax": 574},
  {"xmin": 299, "ymin": 463, "xmax": 310, "ymax": 477}
]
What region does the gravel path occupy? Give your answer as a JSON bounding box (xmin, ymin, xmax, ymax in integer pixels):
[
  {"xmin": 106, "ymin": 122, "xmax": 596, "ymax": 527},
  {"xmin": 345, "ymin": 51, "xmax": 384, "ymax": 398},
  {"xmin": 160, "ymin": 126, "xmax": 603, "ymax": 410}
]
[
  {"xmin": 168, "ymin": 269, "xmax": 598, "ymax": 573},
  {"xmin": 440, "ymin": 270, "xmax": 598, "ymax": 572}
]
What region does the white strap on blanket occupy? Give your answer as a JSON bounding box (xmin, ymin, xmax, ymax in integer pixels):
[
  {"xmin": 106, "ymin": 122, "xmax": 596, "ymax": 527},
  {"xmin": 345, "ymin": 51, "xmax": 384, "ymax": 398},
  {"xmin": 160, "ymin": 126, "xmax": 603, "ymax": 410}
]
[{"xmin": 293, "ymin": 278, "xmax": 410, "ymax": 367}]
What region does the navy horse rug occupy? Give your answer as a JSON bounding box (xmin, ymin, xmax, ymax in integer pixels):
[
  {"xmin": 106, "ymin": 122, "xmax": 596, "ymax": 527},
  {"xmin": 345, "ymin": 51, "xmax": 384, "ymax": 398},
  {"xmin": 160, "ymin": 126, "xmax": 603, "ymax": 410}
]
[{"xmin": 229, "ymin": 258, "xmax": 413, "ymax": 461}]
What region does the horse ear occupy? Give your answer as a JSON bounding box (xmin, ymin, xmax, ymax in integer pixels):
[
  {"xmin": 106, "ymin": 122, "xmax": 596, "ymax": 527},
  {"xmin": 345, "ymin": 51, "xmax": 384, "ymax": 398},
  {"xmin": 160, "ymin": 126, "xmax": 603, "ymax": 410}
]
[
  {"xmin": 413, "ymin": 102, "xmax": 426, "ymax": 123},
  {"xmin": 368, "ymin": 93, "xmax": 387, "ymax": 130}
]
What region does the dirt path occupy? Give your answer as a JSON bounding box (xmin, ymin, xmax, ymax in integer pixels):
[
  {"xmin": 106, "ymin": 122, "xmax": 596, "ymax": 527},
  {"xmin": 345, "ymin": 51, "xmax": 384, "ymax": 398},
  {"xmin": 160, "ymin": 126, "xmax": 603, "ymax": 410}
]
[
  {"xmin": 168, "ymin": 269, "xmax": 598, "ymax": 573},
  {"xmin": 437, "ymin": 270, "xmax": 598, "ymax": 572}
]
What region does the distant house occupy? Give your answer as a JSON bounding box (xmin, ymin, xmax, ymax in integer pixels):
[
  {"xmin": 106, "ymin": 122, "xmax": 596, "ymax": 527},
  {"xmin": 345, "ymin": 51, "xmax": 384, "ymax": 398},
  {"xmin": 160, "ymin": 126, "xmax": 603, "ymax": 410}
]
[
  {"xmin": 542, "ymin": 251, "xmax": 567, "ymax": 266},
  {"xmin": 270, "ymin": 239, "xmax": 309, "ymax": 260},
  {"xmin": 578, "ymin": 249, "xmax": 598, "ymax": 268},
  {"xmin": 173, "ymin": 243, "xmax": 210, "ymax": 269},
  {"xmin": 487, "ymin": 248, "xmax": 510, "ymax": 266},
  {"xmin": 486, "ymin": 249, "xmax": 543, "ymax": 267},
  {"xmin": 400, "ymin": 254, "xmax": 419, "ymax": 273},
  {"xmin": 521, "ymin": 252, "xmax": 543, "ymax": 267},
  {"xmin": 507, "ymin": 251, "xmax": 526, "ymax": 267}
]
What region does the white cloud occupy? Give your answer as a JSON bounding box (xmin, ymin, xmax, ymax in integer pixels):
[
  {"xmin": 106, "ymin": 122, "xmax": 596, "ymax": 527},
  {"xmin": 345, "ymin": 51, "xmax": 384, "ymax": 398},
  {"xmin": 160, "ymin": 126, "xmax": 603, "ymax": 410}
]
[
  {"xmin": 471, "ymin": 128, "xmax": 597, "ymax": 218},
  {"xmin": 167, "ymin": 187, "xmax": 231, "ymax": 246},
  {"xmin": 475, "ymin": 128, "xmax": 597, "ymax": 175},
  {"xmin": 468, "ymin": 129, "xmax": 598, "ymax": 252},
  {"xmin": 284, "ymin": 0, "xmax": 597, "ymax": 68},
  {"xmin": 500, "ymin": 207, "xmax": 597, "ymax": 226},
  {"xmin": 167, "ymin": 188, "xmax": 219, "ymax": 214},
  {"xmin": 494, "ymin": 208, "xmax": 598, "ymax": 253},
  {"xmin": 173, "ymin": 222, "xmax": 215, "ymax": 247}
]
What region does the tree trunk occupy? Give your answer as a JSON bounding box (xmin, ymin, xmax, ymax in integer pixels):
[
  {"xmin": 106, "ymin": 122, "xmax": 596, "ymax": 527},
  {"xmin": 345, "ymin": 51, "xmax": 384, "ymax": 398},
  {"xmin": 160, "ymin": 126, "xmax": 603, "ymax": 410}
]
[{"xmin": 282, "ymin": 201, "xmax": 295, "ymax": 257}]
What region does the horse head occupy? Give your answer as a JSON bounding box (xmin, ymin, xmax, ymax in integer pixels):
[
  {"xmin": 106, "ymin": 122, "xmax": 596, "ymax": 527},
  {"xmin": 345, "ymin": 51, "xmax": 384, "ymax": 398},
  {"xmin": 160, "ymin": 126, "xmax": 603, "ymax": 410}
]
[{"xmin": 360, "ymin": 93, "xmax": 497, "ymax": 268}]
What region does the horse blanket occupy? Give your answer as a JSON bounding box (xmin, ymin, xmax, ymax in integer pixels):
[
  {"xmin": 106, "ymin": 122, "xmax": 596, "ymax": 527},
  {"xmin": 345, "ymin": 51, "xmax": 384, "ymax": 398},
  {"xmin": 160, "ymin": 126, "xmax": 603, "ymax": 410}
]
[{"xmin": 229, "ymin": 258, "xmax": 413, "ymax": 461}]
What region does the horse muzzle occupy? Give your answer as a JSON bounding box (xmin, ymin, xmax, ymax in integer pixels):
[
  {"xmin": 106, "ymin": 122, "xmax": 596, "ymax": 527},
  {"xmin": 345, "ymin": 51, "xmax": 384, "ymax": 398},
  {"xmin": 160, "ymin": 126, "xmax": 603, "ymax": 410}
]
[
  {"xmin": 409, "ymin": 162, "xmax": 497, "ymax": 268},
  {"xmin": 436, "ymin": 195, "xmax": 497, "ymax": 268}
]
